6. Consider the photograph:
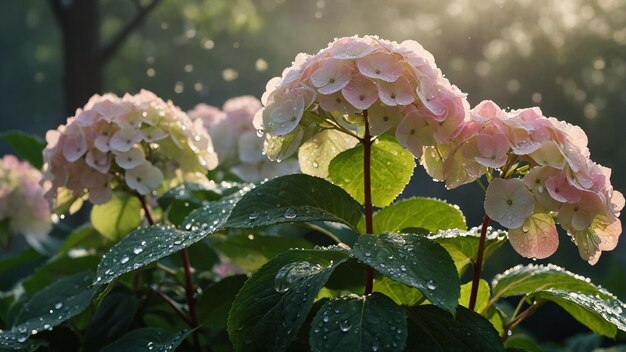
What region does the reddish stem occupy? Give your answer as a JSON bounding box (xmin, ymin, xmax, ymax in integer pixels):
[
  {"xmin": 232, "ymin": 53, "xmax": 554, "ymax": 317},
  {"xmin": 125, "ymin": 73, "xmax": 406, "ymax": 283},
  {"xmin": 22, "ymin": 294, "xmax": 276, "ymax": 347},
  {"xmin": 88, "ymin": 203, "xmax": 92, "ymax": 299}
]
[
  {"xmin": 362, "ymin": 110, "xmax": 375, "ymax": 295},
  {"xmin": 137, "ymin": 194, "xmax": 203, "ymax": 352},
  {"xmin": 137, "ymin": 193, "xmax": 155, "ymax": 225},
  {"xmin": 469, "ymin": 215, "xmax": 490, "ymax": 310},
  {"xmin": 181, "ymin": 248, "xmax": 202, "ymax": 352}
]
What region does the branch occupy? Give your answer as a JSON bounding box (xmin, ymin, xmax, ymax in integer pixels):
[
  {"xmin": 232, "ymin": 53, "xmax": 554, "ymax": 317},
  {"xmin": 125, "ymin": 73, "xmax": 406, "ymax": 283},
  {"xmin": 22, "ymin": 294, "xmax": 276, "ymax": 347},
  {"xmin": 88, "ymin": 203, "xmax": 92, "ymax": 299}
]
[{"xmin": 100, "ymin": 0, "xmax": 162, "ymax": 64}]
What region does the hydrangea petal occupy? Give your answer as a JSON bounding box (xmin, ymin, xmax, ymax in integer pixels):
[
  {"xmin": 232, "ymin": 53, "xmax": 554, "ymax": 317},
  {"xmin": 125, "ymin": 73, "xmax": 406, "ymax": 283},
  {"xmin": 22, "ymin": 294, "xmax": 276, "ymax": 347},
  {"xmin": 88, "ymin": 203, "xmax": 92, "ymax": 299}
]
[
  {"xmin": 311, "ymin": 58, "xmax": 353, "ymax": 95},
  {"xmin": 115, "ymin": 147, "xmax": 146, "ymax": 170},
  {"xmin": 125, "ymin": 162, "xmax": 164, "ymax": 195},
  {"xmin": 356, "ymin": 52, "xmax": 404, "ymax": 82},
  {"xmin": 485, "ymin": 178, "xmax": 535, "ymax": 229},
  {"xmin": 508, "ymin": 212, "xmax": 559, "ymax": 259},
  {"xmin": 341, "ymin": 75, "xmax": 379, "ymax": 111},
  {"xmin": 262, "ymin": 95, "xmax": 305, "ymax": 136},
  {"xmin": 368, "ymin": 102, "xmax": 403, "ymax": 136},
  {"xmin": 377, "ymin": 76, "xmax": 415, "ymax": 106}
]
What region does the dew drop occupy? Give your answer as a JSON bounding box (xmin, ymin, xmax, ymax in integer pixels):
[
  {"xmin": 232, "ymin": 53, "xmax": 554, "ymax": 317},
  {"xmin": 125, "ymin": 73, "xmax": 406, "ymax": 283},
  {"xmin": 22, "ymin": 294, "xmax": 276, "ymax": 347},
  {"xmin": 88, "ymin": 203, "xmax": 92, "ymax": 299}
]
[
  {"xmin": 133, "ymin": 247, "xmax": 144, "ymax": 255},
  {"xmin": 339, "ymin": 320, "xmax": 352, "ymax": 332},
  {"xmin": 427, "ymin": 280, "xmax": 437, "ymax": 290},
  {"xmin": 120, "ymin": 256, "xmax": 130, "ymax": 264},
  {"xmin": 284, "ymin": 208, "xmax": 297, "ymax": 219},
  {"xmin": 54, "ymin": 302, "xmax": 63, "ymax": 309}
]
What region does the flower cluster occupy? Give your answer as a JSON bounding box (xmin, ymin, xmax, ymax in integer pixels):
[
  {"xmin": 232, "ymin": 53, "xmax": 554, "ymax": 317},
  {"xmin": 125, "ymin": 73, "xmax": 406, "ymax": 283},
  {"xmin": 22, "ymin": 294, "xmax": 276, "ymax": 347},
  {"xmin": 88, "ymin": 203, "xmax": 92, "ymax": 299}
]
[
  {"xmin": 0, "ymin": 155, "xmax": 52, "ymax": 249},
  {"xmin": 42, "ymin": 90, "xmax": 218, "ymax": 209},
  {"xmin": 254, "ymin": 35, "xmax": 468, "ymax": 161},
  {"xmin": 189, "ymin": 96, "xmax": 299, "ymax": 182},
  {"xmin": 425, "ymin": 100, "xmax": 622, "ymax": 264}
]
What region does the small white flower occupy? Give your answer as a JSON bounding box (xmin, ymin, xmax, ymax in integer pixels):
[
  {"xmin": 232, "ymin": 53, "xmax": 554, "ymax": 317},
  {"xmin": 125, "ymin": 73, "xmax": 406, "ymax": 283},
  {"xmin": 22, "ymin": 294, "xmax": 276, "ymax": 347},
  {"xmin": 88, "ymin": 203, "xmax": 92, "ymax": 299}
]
[
  {"xmin": 125, "ymin": 162, "xmax": 164, "ymax": 195},
  {"xmin": 115, "ymin": 147, "xmax": 146, "ymax": 169},
  {"xmin": 109, "ymin": 128, "xmax": 143, "ymax": 152},
  {"xmin": 484, "ymin": 178, "xmax": 535, "ymax": 229}
]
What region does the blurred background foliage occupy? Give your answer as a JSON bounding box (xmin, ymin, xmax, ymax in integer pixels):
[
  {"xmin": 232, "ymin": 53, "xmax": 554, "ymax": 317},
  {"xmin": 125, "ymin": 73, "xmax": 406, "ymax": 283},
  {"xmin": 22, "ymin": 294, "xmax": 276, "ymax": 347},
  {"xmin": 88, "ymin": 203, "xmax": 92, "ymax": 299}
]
[{"xmin": 0, "ymin": 0, "xmax": 625, "ymax": 345}]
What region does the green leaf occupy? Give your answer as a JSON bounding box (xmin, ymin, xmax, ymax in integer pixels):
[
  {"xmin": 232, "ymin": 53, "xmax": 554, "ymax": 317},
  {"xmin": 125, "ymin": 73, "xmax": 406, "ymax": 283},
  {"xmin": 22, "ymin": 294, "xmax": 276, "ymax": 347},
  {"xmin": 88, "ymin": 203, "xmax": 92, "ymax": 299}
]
[
  {"xmin": 328, "ymin": 136, "xmax": 415, "ymax": 207},
  {"xmin": 83, "ymin": 288, "xmax": 140, "ymax": 350},
  {"xmin": 225, "ymin": 174, "xmax": 363, "ymax": 230},
  {"xmin": 212, "ymin": 233, "xmax": 313, "ymax": 272},
  {"xmin": 183, "ymin": 191, "xmax": 247, "ymax": 232},
  {"xmin": 359, "ymin": 197, "xmax": 466, "ymax": 235},
  {"xmin": 90, "ymin": 192, "xmax": 143, "ymax": 241},
  {"xmin": 158, "ymin": 181, "xmax": 243, "ymax": 225},
  {"xmin": 22, "ymin": 255, "xmax": 99, "ymax": 295},
  {"xmin": 95, "ymin": 225, "xmax": 206, "ymax": 285},
  {"xmin": 353, "ymin": 232, "xmax": 459, "ymax": 314},
  {"xmin": 0, "ymin": 332, "xmax": 46, "ymax": 351},
  {"xmin": 57, "ymin": 225, "xmax": 109, "ymax": 255},
  {"xmin": 458, "ymin": 279, "xmax": 505, "ymax": 334},
  {"xmin": 100, "ymin": 327, "xmax": 191, "ymax": 352},
  {"xmin": 197, "ymin": 275, "xmax": 248, "ymax": 329},
  {"xmin": 429, "ymin": 228, "xmax": 508, "ymax": 274},
  {"xmin": 298, "ymin": 129, "xmax": 358, "ymax": 178},
  {"xmin": 10, "ymin": 272, "xmax": 99, "ymax": 342},
  {"xmin": 0, "ymin": 131, "xmax": 46, "ymax": 169},
  {"xmin": 491, "ymin": 264, "xmax": 616, "ymax": 300},
  {"xmin": 97, "ymin": 192, "xmax": 246, "ymax": 285},
  {"xmin": 309, "ymin": 293, "xmax": 407, "ymax": 352},
  {"xmin": 0, "ymin": 248, "xmax": 43, "ymax": 291},
  {"xmin": 183, "ymin": 175, "xmax": 362, "ymax": 234},
  {"xmin": 503, "ymin": 333, "xmax": 542, "ymax": 352},
  {"xmin": 373, "ymin": 275, "xmax": 424, "ymax": 306},
  {"xmin": 530, "ymin": 289, "xmax": 626, "ymax": 338},
  {"xmin": 408, "ymin": 305, "xmax": 506, "ymax": 351},
  {"xmin": 227, "ymin": 248, "xmax": 348, "ymax": 352},
  {"xmin": 459, "ymin": 279, "xmax": 490, "ymax": 312},
  {"xmin": 565, "ymin": 333, "xmax": 602, "ymax": 352}
]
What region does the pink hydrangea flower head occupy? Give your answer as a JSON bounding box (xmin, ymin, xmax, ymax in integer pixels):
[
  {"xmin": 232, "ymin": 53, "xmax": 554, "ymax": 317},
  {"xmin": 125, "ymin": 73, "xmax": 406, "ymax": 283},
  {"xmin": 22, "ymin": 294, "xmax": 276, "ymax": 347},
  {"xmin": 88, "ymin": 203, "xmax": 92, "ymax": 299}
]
[
  {"xmin": 436, "ymin": 101, "xmax": 626, "ymax": 264},
  {"xmin": 0, "ymin": 155, "xmax": 52, "ymax": 250},
  {"xmin": 189, "ymin": 96, "xmax": 300, "ymax": 182},
  {"xmin": 42, "ymin": 90, "xmax": 218, "ymax": 211},
  {"xmin": 257, "ymin": 35, "xmax": 469, "ymax": 160}
]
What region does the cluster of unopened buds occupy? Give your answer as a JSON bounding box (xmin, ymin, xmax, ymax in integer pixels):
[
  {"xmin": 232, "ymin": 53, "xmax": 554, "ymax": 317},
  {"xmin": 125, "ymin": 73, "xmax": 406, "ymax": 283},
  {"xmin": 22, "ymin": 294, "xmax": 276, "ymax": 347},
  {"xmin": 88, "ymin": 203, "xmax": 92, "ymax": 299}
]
[
  {"xmin": 256, "ymin": 35, "xmax": 623, "ymax": 265},
  {"xmin": 189, "ymin": 96, "xmax": 299, "ymax": 182},
  {"xmin": 42, "ymin": 90, "xmax": 218, "ymax": 210},
  {"xmin": 0, "ymin": 155, "xmax": 52, "ymax": 249}
]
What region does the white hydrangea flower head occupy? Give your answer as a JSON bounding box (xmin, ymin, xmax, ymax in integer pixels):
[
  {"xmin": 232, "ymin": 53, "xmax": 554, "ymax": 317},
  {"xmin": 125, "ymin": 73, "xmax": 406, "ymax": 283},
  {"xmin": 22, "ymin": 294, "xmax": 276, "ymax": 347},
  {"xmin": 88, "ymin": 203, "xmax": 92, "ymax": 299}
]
[
  {"xmin": 189, "ymin": 96, "xmax": 299, "ymax": 182},
  {"xmin": 42, "ymin": 90, "xmax": 218, "ymax": 211}
]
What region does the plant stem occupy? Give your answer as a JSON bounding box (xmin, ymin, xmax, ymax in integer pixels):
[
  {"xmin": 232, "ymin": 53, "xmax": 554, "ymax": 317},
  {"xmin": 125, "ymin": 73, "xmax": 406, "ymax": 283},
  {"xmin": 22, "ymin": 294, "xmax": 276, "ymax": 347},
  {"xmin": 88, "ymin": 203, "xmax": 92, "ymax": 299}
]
[
  {"xmin": 468, "ymin": 214, "xmax": 490, "ymax": 311},
  {"xmin": 362, "ymin": 110, "xmax": 375, "ymax": 296},
  {"xmin": 153, "ymin": 288, "xmax": 193, "ymax": 326},
  {"xmin": 181, "ymin": 247, "xmax": 202, "ymax": 352},
  {"xmin": 137, "ymin": 193, "xmax": 155, "ymax": 225},
  {"xmin": 136, "ymin": 193, "xmax": 203, "ymax": 352},
  {"xmin": 501, "ymin": 300, "xmax": 543, "ymax": 341}
]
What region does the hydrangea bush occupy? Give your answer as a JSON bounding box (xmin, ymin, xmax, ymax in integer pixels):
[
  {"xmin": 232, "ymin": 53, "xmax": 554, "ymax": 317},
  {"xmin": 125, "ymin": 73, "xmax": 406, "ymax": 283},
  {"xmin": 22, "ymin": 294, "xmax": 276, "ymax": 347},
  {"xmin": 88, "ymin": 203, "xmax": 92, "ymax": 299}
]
[{"xmin": 0, "ymin": 35, "xmax": 624, "ymax": 352}]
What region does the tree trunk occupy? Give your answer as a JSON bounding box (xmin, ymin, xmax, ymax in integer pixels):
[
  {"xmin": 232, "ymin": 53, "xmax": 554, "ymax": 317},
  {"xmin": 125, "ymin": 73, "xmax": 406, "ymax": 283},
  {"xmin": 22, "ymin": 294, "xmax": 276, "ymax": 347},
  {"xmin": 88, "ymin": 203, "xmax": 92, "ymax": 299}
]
[{"xmin": 50, "ymin": 0, "xmax": 102, "ymax": 118}]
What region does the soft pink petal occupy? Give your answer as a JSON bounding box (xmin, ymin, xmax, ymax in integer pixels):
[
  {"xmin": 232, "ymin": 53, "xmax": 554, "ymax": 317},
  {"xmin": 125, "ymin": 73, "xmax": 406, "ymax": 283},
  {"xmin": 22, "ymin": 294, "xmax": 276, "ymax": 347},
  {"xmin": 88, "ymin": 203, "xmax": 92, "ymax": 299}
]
[
  {"xmin": 341, "ymin": 75, "xmax": 378, "ymax": 111},
  {"xmin": 508, "ymin": 212, "xmax": 559, "ymax": 259}
]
